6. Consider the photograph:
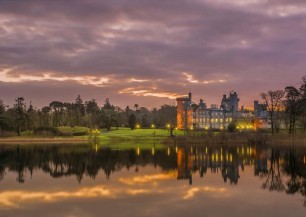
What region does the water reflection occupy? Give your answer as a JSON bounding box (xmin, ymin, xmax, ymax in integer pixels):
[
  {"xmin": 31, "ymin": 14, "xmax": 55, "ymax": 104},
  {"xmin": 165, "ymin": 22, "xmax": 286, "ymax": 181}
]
[{"xmin": 0, "ymin": 143, "xmax": 306, "ymax": 207}]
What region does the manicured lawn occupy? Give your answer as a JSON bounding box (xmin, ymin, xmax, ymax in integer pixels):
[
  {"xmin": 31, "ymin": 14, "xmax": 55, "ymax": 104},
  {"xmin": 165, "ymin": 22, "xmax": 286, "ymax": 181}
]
[
  {"xmin": 98, "ymin": 127, "xmax": 184, "ymax": 140},
  {"xmin": 0, "ymin": 127, "xmax": 182, "ymax": 146}
]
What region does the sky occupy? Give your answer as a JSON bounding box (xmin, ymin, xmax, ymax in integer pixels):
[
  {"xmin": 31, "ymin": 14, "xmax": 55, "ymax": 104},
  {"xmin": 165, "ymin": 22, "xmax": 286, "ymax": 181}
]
[{"xmin": 0, "ymin": 0, "xmax": 306, "ymax": 109}]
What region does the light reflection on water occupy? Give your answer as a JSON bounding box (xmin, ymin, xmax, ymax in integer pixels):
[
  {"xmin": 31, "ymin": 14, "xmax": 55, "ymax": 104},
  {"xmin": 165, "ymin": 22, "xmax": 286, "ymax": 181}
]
[{"xmin": 0, "ymin": 143, "xmax": 305, "ymax": 217}]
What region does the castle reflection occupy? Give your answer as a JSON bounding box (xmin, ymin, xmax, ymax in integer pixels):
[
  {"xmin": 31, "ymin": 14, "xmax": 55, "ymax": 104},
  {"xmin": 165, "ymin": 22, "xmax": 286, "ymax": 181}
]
[
  {"xmin": 176, "ymin": 145, "xmax": 269, "ymax": 185},
  {"xmin": 0, "ymin": 143, "xmax": 305, "ymax": 203}
]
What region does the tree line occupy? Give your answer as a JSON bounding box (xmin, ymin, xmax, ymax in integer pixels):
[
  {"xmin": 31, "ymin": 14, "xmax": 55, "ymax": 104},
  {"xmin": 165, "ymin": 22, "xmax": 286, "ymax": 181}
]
[
  {"xmin": 0, "ymin": 95, "xmax": 176, "ymax": 136},
  {"xmin": 260, "ymin": 75, "xmax": 306, "ymax": 134}
]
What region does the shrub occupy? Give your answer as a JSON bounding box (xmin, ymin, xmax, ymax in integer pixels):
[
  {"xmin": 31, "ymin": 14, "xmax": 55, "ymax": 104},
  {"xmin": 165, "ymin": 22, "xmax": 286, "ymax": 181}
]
[
  {"xmin": 73, "ymin": 131, "xmax": 88, "ymax": 136},
  {"xmin": 227, "ymin": 122, "xmax": 237, "ymax": 132},
  {"xmin": 34, "ymin": 126, "xmax": 60, "ymax": 136}
]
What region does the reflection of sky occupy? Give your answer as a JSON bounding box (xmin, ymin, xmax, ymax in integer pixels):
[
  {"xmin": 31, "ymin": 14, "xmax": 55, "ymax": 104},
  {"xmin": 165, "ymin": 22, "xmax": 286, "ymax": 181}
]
[{"xmin": 0, "ymin": 166, "xmax": 305, "ymax": 217}]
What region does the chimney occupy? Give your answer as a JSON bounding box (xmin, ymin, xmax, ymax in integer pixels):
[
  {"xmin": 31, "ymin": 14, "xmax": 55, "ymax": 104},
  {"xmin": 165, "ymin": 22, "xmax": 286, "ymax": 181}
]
[{"xmin": 188, "ymin": 92, "xmax": 192, "ymax": 101}]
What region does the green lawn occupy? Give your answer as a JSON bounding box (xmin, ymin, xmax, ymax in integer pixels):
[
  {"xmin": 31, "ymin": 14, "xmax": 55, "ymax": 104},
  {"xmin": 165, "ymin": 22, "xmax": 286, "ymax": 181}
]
[{"xmin": 97, "ymin": 127, "xmax": 183, "ymax": 140}]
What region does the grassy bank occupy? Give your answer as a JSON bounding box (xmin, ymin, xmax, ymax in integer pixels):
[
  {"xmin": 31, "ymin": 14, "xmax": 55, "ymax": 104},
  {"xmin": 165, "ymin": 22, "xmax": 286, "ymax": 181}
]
[
  {"xmin": 98, "ymin": 128, "xmax": 183, "ymax": 140},
  {"xmin": 0, "ymin": 127, "xmax": 183, "ymax": 144},
  {"xmin": 1, "ymin": 127, "xmax": 305, "ymax": 147},
  {"xmin": 165, "ymin": 131, "xmax": 306, "ymax": 147}
]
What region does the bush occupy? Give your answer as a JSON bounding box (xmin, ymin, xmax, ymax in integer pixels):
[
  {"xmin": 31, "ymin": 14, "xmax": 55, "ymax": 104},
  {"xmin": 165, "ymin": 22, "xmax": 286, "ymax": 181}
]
[
  {"xmin": 34, "ymin": 126, "xmax": 60, "ymax": 136},
  {"xmin": 0, "ymin": 130, "xmax": 15, "ymax": 137},
  {"xmin": 227, "ymin": 122, "xmax": 237, "ymax": 132},
  {"xmin": 73, "ymin": 131, "xmax": 88, "ymax": 136}
]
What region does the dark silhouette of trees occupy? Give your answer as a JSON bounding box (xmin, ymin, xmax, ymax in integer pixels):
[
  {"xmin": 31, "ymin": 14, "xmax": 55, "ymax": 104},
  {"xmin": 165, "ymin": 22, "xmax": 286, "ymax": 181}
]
[
  {"xmin": 0, "ymin": 99, "xmax": 5, "ymax": 114},
  {"xmin": 49, "ymin": 101, "xmax": 64, "ymax": 127},
  {"xmin": 128, "ymin": 114, "xmax": 136, "ymax": 130},
  {"xmin": 262, "ymin": 149, "xmax": 285, "ymax": 191},
  {"xmin": 285, "ymin": 86, "xmax": 302, "ymax": 134},
  {"xmin": 0, "ymin": 96, "xmax": 184, "ymax": 135},
  {"xmin": 261, "ymin": 90, "xmax": 285, "ymax": 134},
  {"xmin": 14, "ymin": 97, "xmax": 26, "ymax": 136}
]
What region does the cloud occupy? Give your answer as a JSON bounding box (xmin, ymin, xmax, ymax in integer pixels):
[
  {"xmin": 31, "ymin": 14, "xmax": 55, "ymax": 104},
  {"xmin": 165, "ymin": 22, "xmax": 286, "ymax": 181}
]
[
  {"xmin": 0, "ymin": 0, "xmax": 305, "ymax": 108},
  {"xmin": 183, "ymin": 186, "xmax": 227, "ymax": 200},
  {"xmin": 119, "ymin": 87, "xmax": 185, "ymax": 99},
  {"xmin": 182, "ymin": 72, "xmax": 226, "ymax": 84}
]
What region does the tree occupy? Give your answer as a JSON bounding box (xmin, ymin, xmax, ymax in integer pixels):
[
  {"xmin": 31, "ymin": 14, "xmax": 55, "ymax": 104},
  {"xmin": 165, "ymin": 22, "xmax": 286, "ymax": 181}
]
[
  {"xmin": 40, "ymin": 106, "xmax": 51, "ymax": 127},
  {"xmin": 285, "ymin": 86, "xmax": 302, "ymax": 134},
  {"xmin": 14, "ymin": 97, "xmax": 26, "ymax": 136},
  {"xmin": 26, "ymin": 102, "xmax": 37, "ymax": 134},
  {"xmin": 49, "ymin": 101, "xmax": 64, "ymax": 127},
  {"xmin": 261, "ymin": 90, "xmax": 285, "ymax": 134},
  {"xmin": 0, "ymin": 99, "xmax": 5, "ymax": 114},
  {"xmin": 298, "ymin": 76, "xmax": 306, "ymax": 131},
  {"xmin": 128, "ymin": 114, "xmax": 136, "ymax": 130},
  {"xmin": 134, "ymin": 104, "xmax": 139, "ymax": 111},
  {"xmin": 99, "ymin": 109, "xmax": 113, "ymax": 130},
  {"xmin": 227, "ymin": 122, "xmax": 237, "ymax": 132},
  {"xmin": 156, "ymin": 104, "xmax": 177, "ymax": 127},
  {"xmin": 114, "ymin": 106, "xmax": 124, "ymax": 130},
  {"xmin": 85, "ymin": 99, "xmax": 100, "ymax": 129},
  {"xmin": 74, "ymin": 95, "xmax": 85, "ymax": 126},
  {"xmin": 103, "ymin": 98, "xmax": 114, "ymax": 110}
]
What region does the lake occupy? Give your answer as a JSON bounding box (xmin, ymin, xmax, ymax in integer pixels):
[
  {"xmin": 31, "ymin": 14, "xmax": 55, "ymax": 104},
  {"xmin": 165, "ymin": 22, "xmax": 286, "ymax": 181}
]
[{"xmin": 0, "ymin": 142, "xmax": 305, "ymax": 217}]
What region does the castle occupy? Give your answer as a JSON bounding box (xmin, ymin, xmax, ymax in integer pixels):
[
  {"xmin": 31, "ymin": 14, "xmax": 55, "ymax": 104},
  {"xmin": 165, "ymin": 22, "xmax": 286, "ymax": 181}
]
[{"xmin": 176, "ymin": 91, "xmax": 261, "ymax": 130}]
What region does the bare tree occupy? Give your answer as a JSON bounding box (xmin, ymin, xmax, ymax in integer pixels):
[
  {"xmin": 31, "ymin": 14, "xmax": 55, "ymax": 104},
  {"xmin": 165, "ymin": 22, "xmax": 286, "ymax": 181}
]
[
  {"xmin": 261, "ymin": 90, "xmax": 285, "ymax": 134},
  {"xmin": 285, "ymin": 86, "xmax": 302, "ymax": 134}
]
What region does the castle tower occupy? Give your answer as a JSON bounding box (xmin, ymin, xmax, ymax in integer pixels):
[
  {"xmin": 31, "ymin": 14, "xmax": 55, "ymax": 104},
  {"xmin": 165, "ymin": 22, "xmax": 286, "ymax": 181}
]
[{"xmin": 176, "ymin": 93, "xmax": 193, "ymax": 130}]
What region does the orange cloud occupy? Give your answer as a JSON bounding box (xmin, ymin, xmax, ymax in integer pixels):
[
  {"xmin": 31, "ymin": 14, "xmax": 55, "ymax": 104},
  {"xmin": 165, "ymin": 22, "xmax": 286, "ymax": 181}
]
[
  {"xmin": 119, "ymin": 87, "xmax": 185, "ymax": 99},
  {"xmin": 0, "ymin": 68, "xmax": 111, "ymax": 87},
  {"xmin": 182, "ymin": 72, "xmax": 226, "ymax": 84}
]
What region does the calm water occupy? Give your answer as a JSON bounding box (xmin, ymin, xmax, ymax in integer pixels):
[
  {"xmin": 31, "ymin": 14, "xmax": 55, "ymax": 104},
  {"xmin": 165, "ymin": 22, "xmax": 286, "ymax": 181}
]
[{"xmin": 0, "ymin": 143, "xmax": 305, "ymax": 217}]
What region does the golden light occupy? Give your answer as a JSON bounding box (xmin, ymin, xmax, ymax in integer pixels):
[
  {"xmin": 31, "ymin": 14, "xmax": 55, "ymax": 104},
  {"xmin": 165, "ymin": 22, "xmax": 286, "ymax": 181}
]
[
  {"xmin": 151, "ymin": 147, "xmax": 155, "ymax": 156},
  {"xmin": 151, "ymin": 124, "xmax": 155, "ymax": 128},
  {"xmin": 136, "ymin": 124, "xmax": 140, "ymax": 129},
  {"xmin": 166, "ymin": 124, "xmax": 170, "ymax": 128}
]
